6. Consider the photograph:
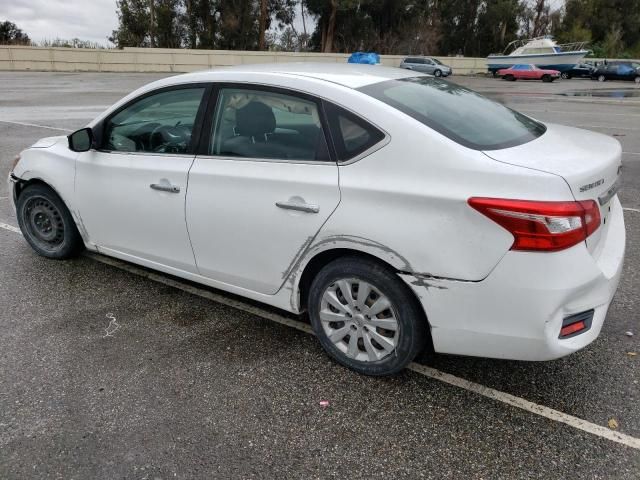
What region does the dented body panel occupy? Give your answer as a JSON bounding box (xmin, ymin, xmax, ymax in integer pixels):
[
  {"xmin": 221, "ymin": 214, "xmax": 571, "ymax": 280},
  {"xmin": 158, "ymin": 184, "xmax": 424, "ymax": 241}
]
[{"xmin": 8, "ymin": 63, "xmax": 625, "ymax": 362}]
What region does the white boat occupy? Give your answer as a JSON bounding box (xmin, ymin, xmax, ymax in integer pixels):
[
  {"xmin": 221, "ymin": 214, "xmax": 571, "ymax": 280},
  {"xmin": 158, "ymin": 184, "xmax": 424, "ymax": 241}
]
[{"xmin": 487, "ymin": 36, "xmax": 589, "ymax": 75}]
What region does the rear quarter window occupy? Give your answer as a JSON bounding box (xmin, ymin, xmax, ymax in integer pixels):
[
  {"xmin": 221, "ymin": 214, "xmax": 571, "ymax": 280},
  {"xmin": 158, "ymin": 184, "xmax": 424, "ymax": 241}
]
[
  {"xmin": 324, "ymin": 102, "xmax": 385, "ymax": 162},
  {"xmin": 358, "ymin": 77, "xmax": 546, "ymax": 150}
]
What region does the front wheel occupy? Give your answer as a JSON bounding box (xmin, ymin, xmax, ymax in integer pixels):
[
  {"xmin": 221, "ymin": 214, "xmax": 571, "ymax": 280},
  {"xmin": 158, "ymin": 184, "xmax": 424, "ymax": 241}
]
[
  {"xmin": 308, "ymin": 257, "xmax": 428, "ymax": 376},
  {"xmin": 542, "ymin": 74, "xmax": 552, "ymax": 82},
  {"xmin": 16, "ymin": 184, "xmax": 84, "ymax": 259},
  {"xmin": 433, "ymin": 69, "xmax": 442, "ymax": 77}
]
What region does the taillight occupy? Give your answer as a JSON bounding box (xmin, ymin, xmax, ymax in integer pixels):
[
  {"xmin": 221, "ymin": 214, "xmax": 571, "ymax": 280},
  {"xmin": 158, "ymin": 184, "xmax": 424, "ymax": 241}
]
[{"xmin": 468, "ymin": 197, "xmax": 601, "ymax": 252}]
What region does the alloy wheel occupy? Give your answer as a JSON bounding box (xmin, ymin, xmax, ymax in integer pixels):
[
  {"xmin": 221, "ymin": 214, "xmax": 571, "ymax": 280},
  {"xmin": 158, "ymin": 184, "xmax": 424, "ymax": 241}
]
[{"xmin": 319, "ymin": 278, "xmax": 399, "ymax": 362}]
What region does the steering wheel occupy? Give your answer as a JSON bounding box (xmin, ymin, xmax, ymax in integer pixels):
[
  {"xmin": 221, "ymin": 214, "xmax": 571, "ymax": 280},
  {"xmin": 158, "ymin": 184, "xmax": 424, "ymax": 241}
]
[{"xmin": 150, "ymin": 124, "xmax": 190, "ymax": 153}]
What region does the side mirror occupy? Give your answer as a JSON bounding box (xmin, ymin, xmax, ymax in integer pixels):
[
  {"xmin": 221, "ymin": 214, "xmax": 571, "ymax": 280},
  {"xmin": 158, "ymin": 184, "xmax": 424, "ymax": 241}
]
[{"xmin": 68, "ymin": 127, "xmax": 93, "ymax": 152}]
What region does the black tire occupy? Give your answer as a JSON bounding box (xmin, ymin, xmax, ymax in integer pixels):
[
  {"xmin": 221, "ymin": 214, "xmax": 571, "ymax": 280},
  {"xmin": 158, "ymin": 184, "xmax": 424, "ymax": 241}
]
[
  {"xmin": 308, "ymin": 257, "xmax": 428, "ymax": 376},
  {"xmin": 16, "ymin": 183, "xmax": 84, "ymax": 259},
  {"xmin": 433, "ymin": 69, "xmax": 442, "ymax": 77},
  {"xmin": 542, "ymin": 74, "xmax": 552, "ymax": 82},
  {"xmin": 561, "ymin": 72, "xmax": 570, "ymax": 79},
  {"xmin": 598, "ymin": 74, "xmax": 606, "ymax": 82}
]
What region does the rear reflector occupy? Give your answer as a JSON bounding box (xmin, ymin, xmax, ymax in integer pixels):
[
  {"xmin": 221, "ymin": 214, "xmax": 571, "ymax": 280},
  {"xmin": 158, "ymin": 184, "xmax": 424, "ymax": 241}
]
[
  {"xmin": 468, "ymin": 198, "xmax": 601, "ymax": 252},
  {"xmin": 559, "ymin": 310, "xmax": 594, "ymax": 339}
]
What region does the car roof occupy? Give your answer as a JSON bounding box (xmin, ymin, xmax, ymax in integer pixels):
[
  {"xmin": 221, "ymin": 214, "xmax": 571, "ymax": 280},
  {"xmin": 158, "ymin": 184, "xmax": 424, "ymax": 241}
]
[{"xmin": 159, "ymin": 62, "xmax": 422, "ymax": 89}]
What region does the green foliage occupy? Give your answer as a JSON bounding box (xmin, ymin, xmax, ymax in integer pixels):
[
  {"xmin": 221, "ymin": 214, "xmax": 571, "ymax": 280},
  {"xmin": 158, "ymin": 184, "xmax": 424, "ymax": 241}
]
[
  {"xmin": 102, "ymin": 0, "xmax": 640, "ymax": 57},
  {"xmin": 556, "ymin": 0, "xmax": 640, "ymax": 58},
  {"xmin": 0, "ymin": 20, "xmax": 31, "ymax": 45}
]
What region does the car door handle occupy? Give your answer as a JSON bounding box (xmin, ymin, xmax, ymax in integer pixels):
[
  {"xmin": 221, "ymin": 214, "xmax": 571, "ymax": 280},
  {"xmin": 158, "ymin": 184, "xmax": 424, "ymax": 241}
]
[
  {"xmin": 150, "ymin": 183, "xmax": 180, "ymax": 193},
  {"xmin": 275, "ymin": 201, "xmax": 319, "ymax": 214}
]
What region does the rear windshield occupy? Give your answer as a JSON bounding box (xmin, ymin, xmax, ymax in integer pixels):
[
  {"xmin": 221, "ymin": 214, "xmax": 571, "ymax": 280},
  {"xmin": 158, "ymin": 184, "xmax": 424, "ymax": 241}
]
[{"xmin": 358, "ymin": 77, "xmax": 546, "ymax": 150}]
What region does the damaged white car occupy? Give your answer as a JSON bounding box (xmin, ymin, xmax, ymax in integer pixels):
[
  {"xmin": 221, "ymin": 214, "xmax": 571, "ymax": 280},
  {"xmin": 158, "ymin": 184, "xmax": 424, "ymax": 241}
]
[{"xmin": 9, "ymin": 63, "xmax": 625, "ymax": 375}]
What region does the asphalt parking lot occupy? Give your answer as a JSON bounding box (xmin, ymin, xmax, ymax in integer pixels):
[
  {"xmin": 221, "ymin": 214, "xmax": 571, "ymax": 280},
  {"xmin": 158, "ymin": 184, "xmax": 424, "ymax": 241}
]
[{"xmin": 1, "ymin": 71, "xmax": 639, "ymax": 479}]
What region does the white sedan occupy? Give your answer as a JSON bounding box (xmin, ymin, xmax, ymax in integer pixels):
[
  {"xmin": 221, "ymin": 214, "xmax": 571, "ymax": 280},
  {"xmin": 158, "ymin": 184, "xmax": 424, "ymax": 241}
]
[{"xmin": 8, "ymin": 63, "xmax": 625, "ymax": 376}]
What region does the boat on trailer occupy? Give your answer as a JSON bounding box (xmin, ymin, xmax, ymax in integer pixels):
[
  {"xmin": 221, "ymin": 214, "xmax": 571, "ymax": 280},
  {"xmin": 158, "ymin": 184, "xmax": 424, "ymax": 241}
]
[{"xmin": 487, "ymin": 36, "xmax": 589, "ymax": 75}]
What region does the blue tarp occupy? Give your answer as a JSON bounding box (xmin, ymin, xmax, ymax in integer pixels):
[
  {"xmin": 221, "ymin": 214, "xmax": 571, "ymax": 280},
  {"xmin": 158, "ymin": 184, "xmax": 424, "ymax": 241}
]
[{"xmin": 347, "ymin": 52, "xmax": 380, "ymax": 64}]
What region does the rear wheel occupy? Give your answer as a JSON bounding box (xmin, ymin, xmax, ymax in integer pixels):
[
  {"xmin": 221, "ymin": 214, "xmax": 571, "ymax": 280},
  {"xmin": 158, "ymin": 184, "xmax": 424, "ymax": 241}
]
[
  {"xmin": 308, "ymin": 257, "xmax": 428, "ymax": 376},
  {"xmin": 504, "ymin": 74, "xmax": 515, "ymax": 81},
  {"xmin": 561, "ymin": 72, "xmax": 570, "ymax": 79},
  {"xmin": 16, "ymin": 184, "xmax": 84, "ymax": 259},
  {"xmin": 598, "ymin": 74, "xmax": 606, "ymax": 82},
  {"xmin": 635, "ymin": 76, "xmax": 640, "ymax": 84}
]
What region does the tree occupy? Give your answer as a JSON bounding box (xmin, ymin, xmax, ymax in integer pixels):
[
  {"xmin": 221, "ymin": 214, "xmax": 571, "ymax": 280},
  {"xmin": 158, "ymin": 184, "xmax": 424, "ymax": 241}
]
[
  {"xmin": 0, "ymin": 21, "xmax": 31, "ymax": 45},
  {"xmin": 552, "ymin": 0, "xmax": 640, "ymax": 57},
  {"xmin": 110, "ymin": 0, "xmax": 152, "ymax": 47},
  {"xmin": 475, "ymin": 0, "xmax": 522, "ymax": 55}
]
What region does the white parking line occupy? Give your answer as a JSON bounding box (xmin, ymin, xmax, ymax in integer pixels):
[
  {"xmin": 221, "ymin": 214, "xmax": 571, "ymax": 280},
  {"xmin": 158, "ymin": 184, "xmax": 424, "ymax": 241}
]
[
  {"xmin": 0, "ymin": 222, "xmax": 21, "ymax": 233},
  {"xmin": 1, "ymin": 221, "xmax": 639, "ymax": 451},
  {"xmin": 0, "ymin": 120, "xmax": 70, "ymax": 132},
  {"xmin": 624, "ymin": 207, "xmax": 640, "ymax": 213}
]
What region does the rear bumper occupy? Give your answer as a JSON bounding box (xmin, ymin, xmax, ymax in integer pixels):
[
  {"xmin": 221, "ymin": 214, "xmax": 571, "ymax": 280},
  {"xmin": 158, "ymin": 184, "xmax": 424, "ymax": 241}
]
[{"xmin": 401, "ymin": 196, "xmax": 626, "ymax": 361}]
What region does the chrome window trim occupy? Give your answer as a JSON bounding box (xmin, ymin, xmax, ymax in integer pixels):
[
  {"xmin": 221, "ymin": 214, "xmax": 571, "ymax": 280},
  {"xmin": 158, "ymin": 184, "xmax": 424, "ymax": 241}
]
[{"xmin": 194, "ymin": 154, "xmax": 339, "ymax": 166}]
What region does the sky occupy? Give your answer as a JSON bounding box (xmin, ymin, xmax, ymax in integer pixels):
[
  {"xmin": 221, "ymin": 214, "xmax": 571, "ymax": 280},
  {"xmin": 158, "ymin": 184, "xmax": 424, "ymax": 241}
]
[
  {"xmin": 2, "ymin": 0, "xmax": 120, "ymax": 45},
  {"xmin": 1, "ymin": 0, "xmax": 311, "ymax": 46}
]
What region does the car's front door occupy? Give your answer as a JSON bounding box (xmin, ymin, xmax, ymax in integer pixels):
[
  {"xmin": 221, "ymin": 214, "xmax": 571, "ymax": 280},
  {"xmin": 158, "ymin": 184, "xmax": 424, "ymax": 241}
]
[
  {"xmin": 186, "ymin": 84, "xmax": 340, "ymax": 294},
  {"xmin": 75, "ymin": 85, "xmax": 209, "ymax": 273}
]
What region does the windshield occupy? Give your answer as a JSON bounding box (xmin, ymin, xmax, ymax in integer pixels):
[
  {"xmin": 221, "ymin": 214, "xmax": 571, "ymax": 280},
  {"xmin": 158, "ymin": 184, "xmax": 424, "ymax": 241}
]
[
  {"xmin": 358, "ymin": 77, "xmax": 546, "ymax": 150},
  {"xmin": 432, "ymin": 58, "xmax": 443, "ymax": 65}
]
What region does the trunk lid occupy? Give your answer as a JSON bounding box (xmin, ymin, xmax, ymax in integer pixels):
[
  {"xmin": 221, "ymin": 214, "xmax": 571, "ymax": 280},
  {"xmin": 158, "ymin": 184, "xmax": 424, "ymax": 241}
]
[{"xmin": 483, "ymin": 123, "xmax": 623, "ymax": 252}]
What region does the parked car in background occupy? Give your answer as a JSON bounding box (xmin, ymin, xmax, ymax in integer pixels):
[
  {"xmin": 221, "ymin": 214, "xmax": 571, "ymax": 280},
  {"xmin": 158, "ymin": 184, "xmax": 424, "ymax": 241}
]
[
  {"xmin": 591, "ymin": 62, "xmax": 640, "ymax": 83},
  {"xmin": 399, "ymin": 56, "xmax": 452, "ymax": 77},
  {"xmin": 498, "ymin": 64, "xmax": 561, "ymax": 82},
  {"xmin": 561, "ymin": 63, "xmax": 596, "ymax": 79}
]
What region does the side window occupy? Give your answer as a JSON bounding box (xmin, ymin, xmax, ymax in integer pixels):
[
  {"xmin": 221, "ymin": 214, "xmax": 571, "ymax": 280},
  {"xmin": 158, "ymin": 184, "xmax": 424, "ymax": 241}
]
[
  {"xmin": 324, "ymin": 102, "xmax": 385, "ymax": 162},
  {"xmin": 209, "ymin": 87, "xmax": 330, "ymax": 161},
  {"xmin": 104, "ymin": 87, "xmax": 205, "ymax": 154}
]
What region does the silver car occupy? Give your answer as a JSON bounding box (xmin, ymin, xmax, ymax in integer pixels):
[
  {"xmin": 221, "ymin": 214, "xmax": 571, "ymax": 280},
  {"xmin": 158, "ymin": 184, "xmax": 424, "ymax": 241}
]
[{"xmin": 399, "ymin": 56, "xmax": 452, "ymax": 77}]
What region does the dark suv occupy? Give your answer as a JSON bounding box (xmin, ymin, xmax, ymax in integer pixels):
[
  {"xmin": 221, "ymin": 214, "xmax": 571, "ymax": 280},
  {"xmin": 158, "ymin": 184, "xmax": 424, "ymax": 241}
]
[{"xmin": 591, "ymin": 62, "xmax": 640, "ymax": 83}]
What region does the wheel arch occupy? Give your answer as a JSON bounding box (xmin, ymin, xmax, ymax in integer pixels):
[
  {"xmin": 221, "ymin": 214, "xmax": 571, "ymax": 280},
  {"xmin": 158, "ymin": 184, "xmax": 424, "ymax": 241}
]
[
  {"xmin": 13, "ymin": 175, "xmax": 89, "ymax": 244},
  {"xmin": 295, "ymin": 246, "xmax": 434, "ymax": 353},
  {"xmin": 294, "ymin": 246, "xmax": 430, "ymax": 326}
]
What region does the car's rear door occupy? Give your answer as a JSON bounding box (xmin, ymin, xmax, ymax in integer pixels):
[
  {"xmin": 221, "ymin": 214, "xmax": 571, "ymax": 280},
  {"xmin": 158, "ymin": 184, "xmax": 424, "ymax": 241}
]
[
  {"xmin": 75, "ymin": 85, "xmax": 209, "ymax": 273},
  {"xmin": 185, "ymin": 84, "xmax": 340, "ymax": 294}
]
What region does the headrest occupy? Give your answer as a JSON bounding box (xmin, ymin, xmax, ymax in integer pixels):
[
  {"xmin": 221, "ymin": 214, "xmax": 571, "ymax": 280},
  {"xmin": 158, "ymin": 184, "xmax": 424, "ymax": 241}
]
[{"xmin": 235, "ymin": 101, "xmax": 276, "ymax": 137}]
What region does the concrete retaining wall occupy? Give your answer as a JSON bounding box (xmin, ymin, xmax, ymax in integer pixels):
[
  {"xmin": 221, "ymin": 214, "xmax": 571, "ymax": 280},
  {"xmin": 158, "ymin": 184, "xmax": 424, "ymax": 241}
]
[{"xmin": 0, "ymin": 46, "xmax": 489, "ymax": 74}]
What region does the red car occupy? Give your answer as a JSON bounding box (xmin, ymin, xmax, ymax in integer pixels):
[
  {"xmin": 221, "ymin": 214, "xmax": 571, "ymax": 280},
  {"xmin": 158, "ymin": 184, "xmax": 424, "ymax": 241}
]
[{"xmin": 498, "ymin": 64, "xmax": 561, "ymax": 82}]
